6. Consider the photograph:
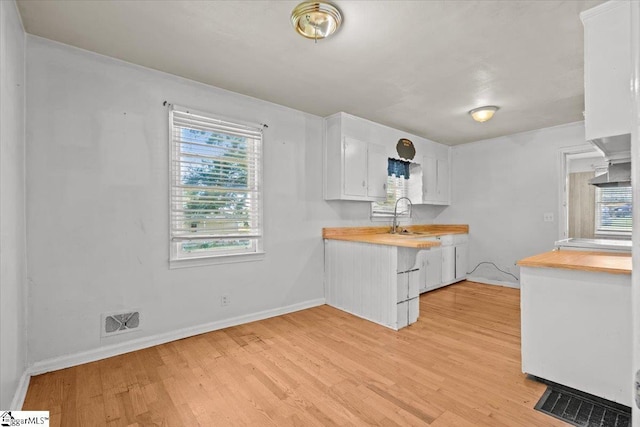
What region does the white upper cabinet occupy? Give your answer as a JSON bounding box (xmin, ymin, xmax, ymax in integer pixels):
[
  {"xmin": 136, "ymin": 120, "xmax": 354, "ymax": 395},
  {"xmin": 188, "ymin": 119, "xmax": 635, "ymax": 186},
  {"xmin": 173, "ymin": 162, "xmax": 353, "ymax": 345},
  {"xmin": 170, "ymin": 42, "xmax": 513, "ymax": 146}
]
[
  {"xmin": 324, "ymin": 112, "xmax": 451, "ymax": 204},
  {"xmin": 324, "ymin": 114, "xmax": 388, "ymax": 201},
  {"xmin": 581, "ymin": 1, "xmax": 632, "ymax": 140},
  {"xmin": 421, "ymin": 156, "xmax": 437, "ymax": 202},
  {"xmin": 421, "ymin": 154, "xmax": 450, "ymax": 205},
  {"xmin": 436, "ymin": 156, "xmax": 450, "ymax": 204},
  {"xmin": 367, "ymin": 142, "xmax": 389, "ymax": 199},
  {"xmin": 342, "ymin": 137, "xmax": 368, "ymax": 198}
]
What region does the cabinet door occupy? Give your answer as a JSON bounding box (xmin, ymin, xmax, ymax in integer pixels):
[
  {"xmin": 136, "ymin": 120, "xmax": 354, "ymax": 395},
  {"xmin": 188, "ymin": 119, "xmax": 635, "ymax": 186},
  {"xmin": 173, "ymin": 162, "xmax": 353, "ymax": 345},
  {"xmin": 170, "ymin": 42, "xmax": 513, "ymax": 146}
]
[
  {"xmin": 408, "ymin": 270, "xmax": 420, "ymax": 299},
  {"xmin": 367, "ymin": 143, "xmax": 388, "ymax": 200},
  {"xmin": 582, "ymin": 2, "xmax": 631, "ymax": 140},
  {"xmin": 441, "ymin": 246, "xmax": 455, "ymax": 283},
  {"xmin": 424, "ymin": 248, "xmax": 443, "ymax": 291},
  {"xmin": 455, "ymin": 244, "xmax": 468, "ymax": 280},
  {"xmin": 397, "ymin": 270, "xmax": 419, "ymax": 302},
  {"xmin": 408, "ymin": 297, "xmax": 419, "ymax": 325},
  {"xmin": 396, "ymin": 272, "xmax": 409, "ymax": 303},
  {"xmin": 422, "ymin": 156, "xmax": 437, "ymax": 202},
  {"xmin": 418, "ymin": 252, "xmax": 427, "ymax": 293},
  {"xmin": 343, "ymin": 137, "xmax": 367, "ymax": 197},
  {"xmin": 436, "ymin": 158, "xmax": 450, "ymax": 204},
  {"xmin": 397, "ymin": 300, "xmax": 409, "ymax": 329}
]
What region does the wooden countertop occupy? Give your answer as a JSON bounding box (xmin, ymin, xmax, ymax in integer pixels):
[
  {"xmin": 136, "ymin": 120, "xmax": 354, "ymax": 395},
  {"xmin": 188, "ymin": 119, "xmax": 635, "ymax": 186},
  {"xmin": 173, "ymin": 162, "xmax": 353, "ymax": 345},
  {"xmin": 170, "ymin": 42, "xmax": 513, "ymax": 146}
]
[
  {"xmin": 322, "ymin": 224, "xmax": 468, "ymax": 249},
  {"xmin": 517, "ymin": 250, "xmax": 631, "ymax": 275}
]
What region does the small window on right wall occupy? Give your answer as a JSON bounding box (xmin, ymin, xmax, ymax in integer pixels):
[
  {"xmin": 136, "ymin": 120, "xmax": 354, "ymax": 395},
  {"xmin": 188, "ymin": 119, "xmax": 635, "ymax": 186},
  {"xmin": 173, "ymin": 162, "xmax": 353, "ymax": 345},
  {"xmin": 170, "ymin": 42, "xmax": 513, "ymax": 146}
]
[{"xmin": 595, "ymin": 185, "xmax": 632, "ymax": 235}]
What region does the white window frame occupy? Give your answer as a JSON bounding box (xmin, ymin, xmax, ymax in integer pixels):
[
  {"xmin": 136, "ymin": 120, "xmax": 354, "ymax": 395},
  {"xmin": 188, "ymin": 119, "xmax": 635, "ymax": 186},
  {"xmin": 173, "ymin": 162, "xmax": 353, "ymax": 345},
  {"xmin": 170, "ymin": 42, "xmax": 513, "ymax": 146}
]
[
  {"xmin": 371, "ymin": 174, "xmax": 411, "ymax": 218},
  {"xmin": 169, "ymin": 105, "xmax": 264, "ymax": 268},
  {"xmin": 594, "ymin": 184, "xmax": 633, "ymax": 237}
]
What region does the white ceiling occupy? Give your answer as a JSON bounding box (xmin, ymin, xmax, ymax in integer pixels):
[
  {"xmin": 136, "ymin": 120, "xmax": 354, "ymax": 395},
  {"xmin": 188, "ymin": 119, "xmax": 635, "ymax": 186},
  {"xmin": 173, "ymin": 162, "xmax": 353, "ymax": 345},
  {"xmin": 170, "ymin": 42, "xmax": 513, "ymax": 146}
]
[{"xmin": 16, "ymin": 0, "xmax": 604, "ymax": 145}]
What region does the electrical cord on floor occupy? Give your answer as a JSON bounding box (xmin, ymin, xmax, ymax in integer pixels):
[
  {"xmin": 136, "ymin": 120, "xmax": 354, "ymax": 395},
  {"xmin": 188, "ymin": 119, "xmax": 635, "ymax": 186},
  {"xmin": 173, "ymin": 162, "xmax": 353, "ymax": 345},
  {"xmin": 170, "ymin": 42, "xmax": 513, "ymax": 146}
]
[{"xmin": 467, "ymin": 261, "xmax": 519, "ymax": 282}]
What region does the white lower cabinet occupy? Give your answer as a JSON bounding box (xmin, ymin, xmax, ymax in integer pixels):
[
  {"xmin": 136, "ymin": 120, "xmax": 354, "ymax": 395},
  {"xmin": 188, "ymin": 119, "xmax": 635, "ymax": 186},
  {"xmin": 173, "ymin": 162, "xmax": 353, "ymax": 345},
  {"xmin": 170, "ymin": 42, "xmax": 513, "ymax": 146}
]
[
  {"xmin": 419, "ymin": 234, "xmax": 469, "ymax": 294},
  {"xmin": 421, "ymin": 247, "xmax": 442, "ymax": 292},
  {"xmin": 455, "ymin": 243, "xmax": 468, "ymax": 280},
  {"xmin": 324, "ymin": 240, "xmax": 422, "ymax": 330},
  {"xmin": 441, "ymin": 246, "xmax": 456, "ymax": 283},
  {"xmin": 324, "ymin": 235, "xmax": 468, "ymax": 327}
]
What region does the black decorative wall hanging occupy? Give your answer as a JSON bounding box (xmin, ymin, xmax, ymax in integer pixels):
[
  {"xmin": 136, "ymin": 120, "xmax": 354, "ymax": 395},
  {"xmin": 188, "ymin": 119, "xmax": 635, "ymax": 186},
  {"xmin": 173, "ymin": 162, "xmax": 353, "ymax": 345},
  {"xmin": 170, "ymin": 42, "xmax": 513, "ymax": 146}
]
[{"xmin": 396, "ymin": 138, "xmax": 416, "ymax": 160}]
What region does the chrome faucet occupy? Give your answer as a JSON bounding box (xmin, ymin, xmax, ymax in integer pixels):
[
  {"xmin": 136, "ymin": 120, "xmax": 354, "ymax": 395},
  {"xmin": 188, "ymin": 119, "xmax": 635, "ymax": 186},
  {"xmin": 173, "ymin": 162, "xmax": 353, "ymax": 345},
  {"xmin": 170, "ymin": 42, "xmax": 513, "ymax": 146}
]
[{"xmin": 391, "ymin": 197, "xmax": 412, "ymax": 234}]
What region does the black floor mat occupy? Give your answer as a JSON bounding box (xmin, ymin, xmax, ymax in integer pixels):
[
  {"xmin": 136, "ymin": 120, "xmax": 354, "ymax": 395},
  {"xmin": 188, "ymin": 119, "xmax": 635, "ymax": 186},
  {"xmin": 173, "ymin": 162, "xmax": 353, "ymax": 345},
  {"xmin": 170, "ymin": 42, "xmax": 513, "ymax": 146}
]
[{"xmin": 535, "ymin": 381, "xmax": 631, "ymax": 426}]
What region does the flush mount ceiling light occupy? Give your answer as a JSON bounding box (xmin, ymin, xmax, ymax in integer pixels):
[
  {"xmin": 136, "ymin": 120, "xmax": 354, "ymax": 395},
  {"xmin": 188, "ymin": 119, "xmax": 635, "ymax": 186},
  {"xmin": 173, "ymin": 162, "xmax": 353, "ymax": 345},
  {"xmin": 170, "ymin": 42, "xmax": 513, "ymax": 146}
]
[
  {"xmin": 291, "ymin": 1, "xmax": 342, "ymax": 42},
  {"xmin": 469, "ymin": 106, "xmax": 499, "ymax": 123}
]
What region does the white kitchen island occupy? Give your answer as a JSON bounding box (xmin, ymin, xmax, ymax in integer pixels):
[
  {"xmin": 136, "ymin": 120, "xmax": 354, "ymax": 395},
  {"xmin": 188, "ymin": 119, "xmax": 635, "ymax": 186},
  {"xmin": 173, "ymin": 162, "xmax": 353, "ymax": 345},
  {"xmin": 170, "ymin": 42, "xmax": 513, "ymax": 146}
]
[{"xmin": 518, "ymin": 250, "xmax": 632, "ymax": 407}]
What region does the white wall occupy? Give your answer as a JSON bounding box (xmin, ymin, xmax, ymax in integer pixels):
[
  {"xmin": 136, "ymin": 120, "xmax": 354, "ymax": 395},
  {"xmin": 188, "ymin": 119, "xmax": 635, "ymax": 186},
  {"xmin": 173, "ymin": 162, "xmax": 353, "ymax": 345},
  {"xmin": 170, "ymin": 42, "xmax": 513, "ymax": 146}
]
[
  {"xmin": 25, "ymin": 37, "xmax": 443, "ymax": 367},
  {"xmin": 436, "ymin": 122, "xmax": 587, "ymax": 287},
  {"xmin": 0, "ymin": 0, "xmax": 26, "ymax": 409}
]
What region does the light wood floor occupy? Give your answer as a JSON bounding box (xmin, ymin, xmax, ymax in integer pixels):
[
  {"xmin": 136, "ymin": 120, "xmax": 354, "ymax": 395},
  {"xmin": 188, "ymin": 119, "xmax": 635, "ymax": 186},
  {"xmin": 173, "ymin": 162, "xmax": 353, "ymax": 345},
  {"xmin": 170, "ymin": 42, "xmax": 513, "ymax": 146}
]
[{"xmin": 23, "ymin": 281, "xmax": 565, "ymax": 426}]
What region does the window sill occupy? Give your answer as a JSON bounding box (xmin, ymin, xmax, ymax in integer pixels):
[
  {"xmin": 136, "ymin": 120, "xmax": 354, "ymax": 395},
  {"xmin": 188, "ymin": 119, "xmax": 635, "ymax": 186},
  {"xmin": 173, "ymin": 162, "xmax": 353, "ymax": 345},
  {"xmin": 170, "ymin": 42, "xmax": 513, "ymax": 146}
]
[
  {"xmin": 169, "ymin": 251, "xmax": 266, "ymax": 269},
  {"xmin": 594, "ymin": 231, "xmax": 632, "ymax": 240}
]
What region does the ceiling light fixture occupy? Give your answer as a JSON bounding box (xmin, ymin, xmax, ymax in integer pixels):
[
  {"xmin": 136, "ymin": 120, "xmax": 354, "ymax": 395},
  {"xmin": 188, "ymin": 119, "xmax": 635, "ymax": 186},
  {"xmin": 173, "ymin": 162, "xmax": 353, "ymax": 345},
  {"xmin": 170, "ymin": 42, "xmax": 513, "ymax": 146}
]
[
  {"xmin": 469, "ymin": 106, "xmax": 499, "ymax": 123},
  {"xmin": 291, "ymin": 1, "xmax": 342, "ymax": 42}
]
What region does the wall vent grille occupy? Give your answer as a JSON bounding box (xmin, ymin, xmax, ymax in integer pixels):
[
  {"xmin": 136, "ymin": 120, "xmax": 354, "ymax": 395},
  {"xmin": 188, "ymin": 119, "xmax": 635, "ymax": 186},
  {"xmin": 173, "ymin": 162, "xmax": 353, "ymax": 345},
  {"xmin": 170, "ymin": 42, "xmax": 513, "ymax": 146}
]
[{"xmin": 101, "ymin": 311, "xmax": 140, "ymax": 337}]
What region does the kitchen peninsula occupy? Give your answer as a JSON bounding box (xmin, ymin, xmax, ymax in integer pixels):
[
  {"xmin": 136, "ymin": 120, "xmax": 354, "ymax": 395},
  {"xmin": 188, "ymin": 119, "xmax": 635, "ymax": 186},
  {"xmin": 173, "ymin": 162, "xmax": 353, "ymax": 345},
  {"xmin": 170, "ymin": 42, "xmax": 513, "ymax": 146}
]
[
  {"xmin": 518, "ymin": 249, "xmax": 632, "ymax": 406},
  {"xmin": 323, "ymin": 224, "xmax": 468, "ymax": 330}
]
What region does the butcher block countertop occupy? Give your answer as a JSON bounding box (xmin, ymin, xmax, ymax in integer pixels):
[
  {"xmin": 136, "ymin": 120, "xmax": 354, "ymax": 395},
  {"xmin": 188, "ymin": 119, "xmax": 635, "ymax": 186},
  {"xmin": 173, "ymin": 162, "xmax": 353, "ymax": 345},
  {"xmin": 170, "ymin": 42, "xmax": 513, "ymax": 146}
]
[
  {"xmin": 517, "ymin": 250, "xmax": 631, "ymax": 275},
  {"xmin": 322, "ymin": 224, "xmax": 468, "ymax": 249}
]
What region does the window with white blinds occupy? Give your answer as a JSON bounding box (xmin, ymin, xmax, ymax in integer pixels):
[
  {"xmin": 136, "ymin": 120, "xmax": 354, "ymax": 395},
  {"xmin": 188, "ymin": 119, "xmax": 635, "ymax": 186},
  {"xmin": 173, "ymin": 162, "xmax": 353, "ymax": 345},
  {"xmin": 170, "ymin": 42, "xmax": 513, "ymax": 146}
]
[
  {"xmin": 371, "ymin": 159, "xmax": 411, "ymax": 218},
  {"xmin": 595, "ymin": 186, "xmax": 632, "ymax": 234},
  {"xmin": 170, "ymin": 106, "xmax": 263, "ymax": 261}
]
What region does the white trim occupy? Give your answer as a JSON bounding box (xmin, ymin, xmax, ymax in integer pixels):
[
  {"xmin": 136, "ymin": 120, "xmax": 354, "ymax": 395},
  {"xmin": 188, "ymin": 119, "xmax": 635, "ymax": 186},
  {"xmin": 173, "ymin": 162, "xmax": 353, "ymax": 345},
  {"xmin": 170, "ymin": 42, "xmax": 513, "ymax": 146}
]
[
  {"xmin": 558, "ymin": 144, "xmax": 602, "ymax": 240},
  {"xmin": 10, "ymin": 371, "xmax": 30, "ymax": 410},
  {"xmin": 171, "ymin": 104, "xmax": 264, "ymax": 131},
  {"xmin": 580, "ymin": 0, "xmax": 628, "ymax": 22},
  {"xmin": 27, "ymin": 298, "xmax": 325, "ymax": 376},
  {"xmin": 169, "ymin": 251, "xmax": 265, "ymax": 269},
  {"xmin": 466, "ymin": 275, "xmax": 520, "ymax": 289}
]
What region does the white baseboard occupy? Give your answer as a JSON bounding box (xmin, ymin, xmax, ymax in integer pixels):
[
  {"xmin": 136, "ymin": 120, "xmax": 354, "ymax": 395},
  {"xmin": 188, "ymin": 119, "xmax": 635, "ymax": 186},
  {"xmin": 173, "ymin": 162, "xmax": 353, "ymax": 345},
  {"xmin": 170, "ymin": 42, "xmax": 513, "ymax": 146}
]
[
  {"xmin": 28, "ymin": 297, "xmax": 326, "ymax": 376},
  {"xmin": 466, "ymin": 275, "xmax": 520, "ymax": 289},
  {"xmin": 10, "ymin": 370, "xmax": 30, "ymax": 409}
]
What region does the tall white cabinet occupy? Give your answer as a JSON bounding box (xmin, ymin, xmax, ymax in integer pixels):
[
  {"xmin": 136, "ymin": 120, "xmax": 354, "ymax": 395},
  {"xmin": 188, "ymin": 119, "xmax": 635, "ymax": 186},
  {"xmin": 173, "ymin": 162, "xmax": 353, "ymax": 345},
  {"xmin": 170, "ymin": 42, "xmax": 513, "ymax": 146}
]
[{"xmin": 581, "ymin": 1, "xmax": 632, "ymax": 141}]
